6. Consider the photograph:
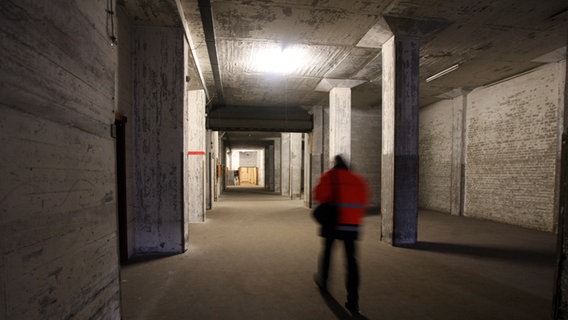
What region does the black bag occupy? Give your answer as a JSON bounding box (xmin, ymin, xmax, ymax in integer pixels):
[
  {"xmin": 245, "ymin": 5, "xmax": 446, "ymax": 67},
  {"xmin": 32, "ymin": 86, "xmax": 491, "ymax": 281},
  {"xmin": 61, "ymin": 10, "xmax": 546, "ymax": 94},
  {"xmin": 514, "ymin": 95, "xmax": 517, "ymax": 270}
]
[
  {"xmin": 312, "ymin": 170, "xmax": 339, "ymax": 227},
  {"xmin": 312, "ymin": 202, "xmax": 338, "ymax": 226}
]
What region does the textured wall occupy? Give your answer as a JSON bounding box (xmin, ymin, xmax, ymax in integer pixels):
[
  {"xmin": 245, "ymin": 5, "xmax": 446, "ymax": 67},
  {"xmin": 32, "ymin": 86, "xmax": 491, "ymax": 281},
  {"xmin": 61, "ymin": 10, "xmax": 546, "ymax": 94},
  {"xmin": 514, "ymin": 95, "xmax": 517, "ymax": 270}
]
[
  {"xmin": 239, "ymin": 151, "xmax": 258, "ymax": 167},
  {"xmin": 0, "ymin": 1, "xmax": 120, "ymax": 318},
  {"xmin": 419, "ymin": 100, "xmax": 453, "ymax": 212},
  {"xmin": 465, "ymin": 62, "xmax": 565, "ymax": 231},
  {"xmin": 329, "ymin": 88, "xmax": 352, "ymax": 164},
  {"xmin": 281, "ymin": 133, "xmax": 290, "ymax": 196},
  {"xmin": 351, "ymin": 108, "xmax": 382, "ymax": 209},
  {"xmin": 274, "ymin": 138, "xmax": 282, "ymax": 193},
  {"xmin": 186, "ymin": 90, "xmax": 206, "ymax": 222},
  {"xmin": 132, "ymin": 26, "xmax": 186, "ymax": 252},
  {"xmin": 290, "ymin": 133, "xmax": 303, "ymax": 199},
  {"xmin": 381, "ymin": 36, "xmax": 396, "ymax": 243},
  {"xmin": 419, "ymin": 62, "xmax": 565, "ymax": 232}
]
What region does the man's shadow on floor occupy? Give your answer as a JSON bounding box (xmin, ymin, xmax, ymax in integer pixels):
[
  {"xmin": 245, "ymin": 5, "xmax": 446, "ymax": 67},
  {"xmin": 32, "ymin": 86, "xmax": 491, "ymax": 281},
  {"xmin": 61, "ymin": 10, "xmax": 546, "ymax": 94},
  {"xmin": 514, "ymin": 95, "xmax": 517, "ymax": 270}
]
[{"xmin": 317, "ymin": 289, "xmax": 369, "ymax": 320}]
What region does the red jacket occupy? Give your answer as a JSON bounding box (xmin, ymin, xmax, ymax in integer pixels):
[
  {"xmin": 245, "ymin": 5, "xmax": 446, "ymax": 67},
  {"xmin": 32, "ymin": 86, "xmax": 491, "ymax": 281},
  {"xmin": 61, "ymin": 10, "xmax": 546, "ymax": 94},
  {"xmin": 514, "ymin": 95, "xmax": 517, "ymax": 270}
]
[{"xmin": 314, "ymin": 168, "xmax": 368, "ymax": 237}]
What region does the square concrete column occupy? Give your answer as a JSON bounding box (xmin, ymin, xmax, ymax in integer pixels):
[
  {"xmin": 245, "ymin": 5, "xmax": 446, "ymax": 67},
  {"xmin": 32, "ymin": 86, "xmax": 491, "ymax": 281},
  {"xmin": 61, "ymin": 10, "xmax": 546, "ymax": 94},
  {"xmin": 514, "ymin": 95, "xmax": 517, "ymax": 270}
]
[
  {"xmin": 290, "ymin": 132, "xmax": 303, "ymax": 199},
  {"xmin": 266, "ymin": 144, "xmax": 275, "ymax": 191},
  {"xmin": 274, "ymin": 138, "xmax": 281, "ymax": 193},
  {"xmin": 186, "ymin": 90, "xmax": 206, "ymax": 223},
  {"xmin": 329, "ymin": 87, "xmax": 351, "ymax": 164},
  {"xmin": 381, "ymin": 35, "xmax": 420, "ymax": 246},
  {"xmin": 133, "ymin": 26, "xmax": 186, "ymax": 254},
  {"xmin": 281, "ymin": 133, "xmax": 291, "ymax": 196}
]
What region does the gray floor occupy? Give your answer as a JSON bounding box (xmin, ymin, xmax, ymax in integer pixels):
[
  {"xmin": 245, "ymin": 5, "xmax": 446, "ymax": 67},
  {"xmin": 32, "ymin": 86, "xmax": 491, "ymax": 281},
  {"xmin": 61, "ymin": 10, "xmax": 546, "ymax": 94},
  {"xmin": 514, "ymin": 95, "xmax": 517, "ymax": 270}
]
[{"xmin": 120, "ymin": 187, "xmax": 557, "ymax": 319}]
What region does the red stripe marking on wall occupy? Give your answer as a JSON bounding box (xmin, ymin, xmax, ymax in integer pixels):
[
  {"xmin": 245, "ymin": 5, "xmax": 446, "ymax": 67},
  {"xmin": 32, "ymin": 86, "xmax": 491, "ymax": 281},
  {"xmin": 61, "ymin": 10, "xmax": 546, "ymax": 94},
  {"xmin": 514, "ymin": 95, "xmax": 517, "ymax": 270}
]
[{"xmin": 188, "ymin": 151, "xmax": 205, "ymax": 155}]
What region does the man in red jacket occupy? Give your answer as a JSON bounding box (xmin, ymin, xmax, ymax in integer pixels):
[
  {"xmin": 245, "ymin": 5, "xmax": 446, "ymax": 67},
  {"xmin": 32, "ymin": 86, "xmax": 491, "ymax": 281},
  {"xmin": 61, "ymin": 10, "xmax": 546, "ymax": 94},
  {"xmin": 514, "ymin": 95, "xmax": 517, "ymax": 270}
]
[{"xmin": 313, "ymin": 155, "xmax": 369, "ymax": 315}]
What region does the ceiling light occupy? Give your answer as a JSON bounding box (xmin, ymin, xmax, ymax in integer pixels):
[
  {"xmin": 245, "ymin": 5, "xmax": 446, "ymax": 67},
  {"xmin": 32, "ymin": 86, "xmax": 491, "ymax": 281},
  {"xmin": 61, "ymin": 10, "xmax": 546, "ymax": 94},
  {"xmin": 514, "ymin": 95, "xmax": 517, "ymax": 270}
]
[
  {"xmin": 425, "ymin": 64, "xmax": 459, "ymax": 82},
  {"xmin": 254, "ymin": 46, "xmax": 306, "ymax": 74}
]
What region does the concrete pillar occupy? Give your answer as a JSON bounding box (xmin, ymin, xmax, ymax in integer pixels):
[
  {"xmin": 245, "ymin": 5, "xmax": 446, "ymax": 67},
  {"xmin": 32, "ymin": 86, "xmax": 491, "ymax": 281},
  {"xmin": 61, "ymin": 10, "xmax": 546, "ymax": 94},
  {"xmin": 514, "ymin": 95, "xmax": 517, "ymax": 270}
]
[
  {"xmin": 274, "ymin": 138, "xmax": 282, "ymax": 193},
  {"xmin": 304, "ymin": 133, "xmax": 312, "ymax": 207},
  {"xmin": 305, "ymin": 106, "xmax": 329, "ymax": 207},
  {"xmin": 206, "ymin": 130, "xmax": 218, "ymax": 210},
  {"xmin": 311, "ymin": 105, "xmax": 325, "ymax": 183},
  {"xmin": 281, "ymin": 133, "xmax": 291, "ymax": 196},
  {"xmin": 133, "ymin": 26, "xmax": 187, "ymax": 254},
  {"xmin": 381, "ymin": 35, "xmax": 420, "ymax": 246},
  {"xmin": 257, "ymin": 149, "xmax": 265, "ymax": 187},
  {"xmin": 266, "ymin": 144, "xmax": 275, "ymax": 191},
  {"xmin": 186, "ymin": 90, "xmax": 207, "ymax": 223},
  {"xmin": 290, "ymin": 132, "xmax": 303, "ymax": 199},
  {"xmin": 329, "ymin": 87, "xmax": 351, "ymax": 164},
  {"xmin": 450, "ymin": 91, "xmax": 470, "ymax": 216},
  {"xmin": 553, "ymin": 36, "xmax": 568, "ymax": 318}
]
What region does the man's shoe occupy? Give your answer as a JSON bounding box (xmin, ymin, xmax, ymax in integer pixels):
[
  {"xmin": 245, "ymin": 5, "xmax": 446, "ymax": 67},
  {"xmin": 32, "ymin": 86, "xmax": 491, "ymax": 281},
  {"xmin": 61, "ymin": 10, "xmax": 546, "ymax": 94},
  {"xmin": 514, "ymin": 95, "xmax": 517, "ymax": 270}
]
[
  {"xmin": 313, "ymin": 274, "xmax": 327, "ymax": 292},
  {"xmin": 344, "ymin": 302, "xmax": 360, "ymax": 315}
]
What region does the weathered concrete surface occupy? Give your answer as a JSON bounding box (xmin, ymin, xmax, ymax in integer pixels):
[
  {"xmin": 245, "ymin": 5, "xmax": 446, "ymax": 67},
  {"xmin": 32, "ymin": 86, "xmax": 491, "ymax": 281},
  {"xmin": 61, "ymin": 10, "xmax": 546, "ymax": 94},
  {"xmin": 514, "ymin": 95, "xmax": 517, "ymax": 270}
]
[
  {"xmin": 381, "ymin": 36, "xmax": 396, "ymax": 244},
  {"xmin": 303, "ymin": 133, "xmax": 312, "ymax": 207},
  {"xmin": 329, "ymin": 87, "xmax": 352, "ymax": 164},
  {"xmin": 186, "ymin": 90, "xmax": 207, "ymax": 223},
  {"xmin": 553, "ymin": 38, "xmax": 567, "ymax": 319},
  {"xmin": 308, "ymin": 106, "xmax": 325, "ymax": 207},
  {"xmin": 290, "ymin": 133, "xmax": 303, "ymax": 199},
  {"xmin": 266, "ymin": 144, "xmax": 275, "ymax": 191},
  {"xmin": 450, "ymin": 93, "xmax": 468, "ymax": 216},
  {"xmin": 381, "ymin": 35, "xmax": 420, "ymax": 245},
  {"xmin": 281, "ymin": 133, "xmax": 291, "ymax": 196},
  {"xmin": 0, "ymin": 1, "xmax": 120, "ymax": 318},
  {"xmin": 132, "ymin": 26, "xmax": 186, "ymax": 253},
  {"xmin": 274, "ymin": 138, "xmax": 282, "ymax": 193}
]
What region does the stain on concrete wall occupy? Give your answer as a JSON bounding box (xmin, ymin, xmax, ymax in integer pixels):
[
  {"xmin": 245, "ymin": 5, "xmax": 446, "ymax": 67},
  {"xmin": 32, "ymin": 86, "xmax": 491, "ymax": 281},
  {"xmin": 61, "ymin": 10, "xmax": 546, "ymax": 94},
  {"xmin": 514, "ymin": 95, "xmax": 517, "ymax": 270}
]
[{"xmin": 133, "ymin": 26, "xmax": 185, "ymax": 253}]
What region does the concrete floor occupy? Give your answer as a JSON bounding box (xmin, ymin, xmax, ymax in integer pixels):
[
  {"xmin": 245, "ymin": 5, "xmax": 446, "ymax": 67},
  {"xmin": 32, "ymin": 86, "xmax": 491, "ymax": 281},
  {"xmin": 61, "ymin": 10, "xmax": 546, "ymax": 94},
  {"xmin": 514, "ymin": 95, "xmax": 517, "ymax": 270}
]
[{"xmin": 120, "ymin": 187, "xmax": 557, "ymax": 319}]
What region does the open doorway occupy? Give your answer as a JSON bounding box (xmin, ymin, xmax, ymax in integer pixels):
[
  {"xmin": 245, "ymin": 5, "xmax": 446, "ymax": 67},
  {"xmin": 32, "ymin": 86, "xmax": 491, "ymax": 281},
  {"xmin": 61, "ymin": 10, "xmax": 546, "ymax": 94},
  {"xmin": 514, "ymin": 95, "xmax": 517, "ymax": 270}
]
[{"xmin": 226, "ymin": 148, "xmax": 265, "ymax": 187}]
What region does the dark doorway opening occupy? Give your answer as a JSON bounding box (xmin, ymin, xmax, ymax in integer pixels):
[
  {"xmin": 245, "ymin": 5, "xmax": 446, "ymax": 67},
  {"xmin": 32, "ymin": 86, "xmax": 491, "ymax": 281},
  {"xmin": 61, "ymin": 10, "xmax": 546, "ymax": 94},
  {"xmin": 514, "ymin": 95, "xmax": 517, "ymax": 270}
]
[{"xmin": 115, "ymin": 114, "xmax": 128, "ymax": 264}]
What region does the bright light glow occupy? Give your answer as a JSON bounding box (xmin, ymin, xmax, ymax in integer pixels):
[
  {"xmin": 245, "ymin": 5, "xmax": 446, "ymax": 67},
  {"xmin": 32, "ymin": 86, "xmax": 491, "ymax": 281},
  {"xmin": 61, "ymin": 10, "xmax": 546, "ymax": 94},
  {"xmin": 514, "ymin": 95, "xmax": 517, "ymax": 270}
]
[{"xmin": 254, "ymin": 47, "xmax": 306, "ymax": 74}]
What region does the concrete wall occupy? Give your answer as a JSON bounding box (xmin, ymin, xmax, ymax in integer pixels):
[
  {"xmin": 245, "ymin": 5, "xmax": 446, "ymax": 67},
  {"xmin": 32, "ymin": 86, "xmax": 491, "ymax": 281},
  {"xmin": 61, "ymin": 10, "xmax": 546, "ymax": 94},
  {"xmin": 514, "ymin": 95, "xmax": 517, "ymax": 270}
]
[
  {"xmin": 274, "ymin": 138, "xmax": 282, "ymax": 193},
  {"xmin": 351, "ymin": 108, "xmax": 382, "ymax": 209},
  {"xmin": 186, "ymin": 90, "xmax": 206, "ymax": 222},
  {"xmin": 419, "ymin": 61, "xmax": 566, "ymax": 232},
  {"xmin": 0, "ymin": 1, "xmax": 120, "ymax": 318},
  {"xmin": 132, "ymin": 26, "xmax": 186, "ymax": 253},
  {"xmin": 266, "ymin": 144, "xmax": 275, "ymax": 191},
  {"xmin": 290, "ymin": 133, "xmax": 303, "ymax": 199},
  {"xmin": 240, "ymin": 151, "xmax": 258, "ymax": 167},
  {"xmin": 281, "ymin": 133, "xmax": 291, "ymax": 196},
  {"xmin": 329, "ymin": 88, "xmax": 352, "ymax": 164}
]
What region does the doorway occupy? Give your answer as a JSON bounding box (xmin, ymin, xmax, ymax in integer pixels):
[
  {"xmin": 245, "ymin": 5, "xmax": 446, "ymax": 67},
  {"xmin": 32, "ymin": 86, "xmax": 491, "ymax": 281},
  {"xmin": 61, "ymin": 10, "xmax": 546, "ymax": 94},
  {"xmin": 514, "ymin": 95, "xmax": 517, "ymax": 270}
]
[{"xmin": 115, "ymin": 114, "xmax": 128, "ymax": 264}]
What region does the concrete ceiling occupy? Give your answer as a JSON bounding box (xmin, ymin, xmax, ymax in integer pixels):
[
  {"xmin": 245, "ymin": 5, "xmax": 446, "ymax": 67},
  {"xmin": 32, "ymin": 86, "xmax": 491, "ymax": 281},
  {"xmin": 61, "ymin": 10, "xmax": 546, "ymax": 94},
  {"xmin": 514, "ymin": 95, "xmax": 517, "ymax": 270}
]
[{"xmin": 122, "ymin": 0, "xmax": 567, "ymax": 139}]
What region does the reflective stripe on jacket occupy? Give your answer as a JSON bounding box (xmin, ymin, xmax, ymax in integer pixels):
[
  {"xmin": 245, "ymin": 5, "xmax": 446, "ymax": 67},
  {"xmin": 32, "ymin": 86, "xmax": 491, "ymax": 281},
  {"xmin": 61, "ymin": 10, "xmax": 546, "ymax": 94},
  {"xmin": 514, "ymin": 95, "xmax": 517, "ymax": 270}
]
[{"xmin": 313, "ymin": 168, "xmax": 369, "ymax": 229}]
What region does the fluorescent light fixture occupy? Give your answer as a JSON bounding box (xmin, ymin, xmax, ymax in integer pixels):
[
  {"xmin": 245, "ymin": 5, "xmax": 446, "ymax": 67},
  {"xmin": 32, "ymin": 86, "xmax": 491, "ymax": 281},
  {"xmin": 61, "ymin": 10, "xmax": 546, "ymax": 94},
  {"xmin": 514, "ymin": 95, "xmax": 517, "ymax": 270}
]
[
  {"xmin": 425, "ymin": 64, "xmax": 459, "ymax": 82},
  {"xmin": 254, "ymin": 46, "xmax": 306, "ymax": 74}
]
